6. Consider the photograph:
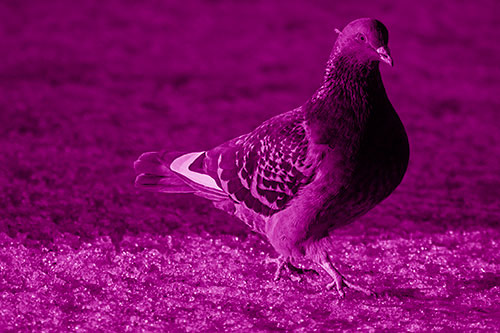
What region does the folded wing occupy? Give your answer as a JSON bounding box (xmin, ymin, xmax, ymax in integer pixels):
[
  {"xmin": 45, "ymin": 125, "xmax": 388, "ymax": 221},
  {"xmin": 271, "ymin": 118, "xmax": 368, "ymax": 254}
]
[{"xmin": 204, "ymin": 109, "xmax": 316, "ymax": 217}]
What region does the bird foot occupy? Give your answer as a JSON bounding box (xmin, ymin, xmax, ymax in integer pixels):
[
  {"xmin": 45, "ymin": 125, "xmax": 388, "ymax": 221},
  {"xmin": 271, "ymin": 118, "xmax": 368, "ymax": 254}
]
[
  {"xmin": 325, "ymin": 275, "xmax": 376, "ymax": 299},
  {"xmin": 320, "ymin": 255, "xmax": 376, "ymax": 299},
  {"xmin": 264, "ymin": 255, "xmax": 288, "ymax": 281},
  {"xmin": 264, "ymin": 255, "xmax": 301, "ymax": 282}
]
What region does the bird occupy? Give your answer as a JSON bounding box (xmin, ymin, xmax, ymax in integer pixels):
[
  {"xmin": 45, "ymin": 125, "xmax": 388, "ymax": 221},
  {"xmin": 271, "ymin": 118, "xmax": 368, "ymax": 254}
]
[{"xmin": 134, "ymin": 18, "xmax": 409, "ymax": 298}]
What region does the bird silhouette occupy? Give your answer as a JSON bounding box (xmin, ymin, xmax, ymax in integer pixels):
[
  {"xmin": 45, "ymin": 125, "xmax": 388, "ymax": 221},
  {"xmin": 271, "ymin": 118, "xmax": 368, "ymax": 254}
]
[{"xmin": 134, "ymin": 18, "xmax": 409, "ymax": 298}]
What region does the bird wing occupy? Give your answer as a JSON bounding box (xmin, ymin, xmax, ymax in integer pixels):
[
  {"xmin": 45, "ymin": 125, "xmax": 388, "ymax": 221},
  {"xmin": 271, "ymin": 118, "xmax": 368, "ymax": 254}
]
[{"xmin": 204, "ymin": 109, "xmax": 317, "ymax": 217}]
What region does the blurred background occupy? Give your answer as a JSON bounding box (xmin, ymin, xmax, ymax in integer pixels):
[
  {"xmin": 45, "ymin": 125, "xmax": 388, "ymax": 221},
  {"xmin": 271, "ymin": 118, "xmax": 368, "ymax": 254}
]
[{"xmin": 0, "ymin": 0, "xmax": 499, "ymax": 331}]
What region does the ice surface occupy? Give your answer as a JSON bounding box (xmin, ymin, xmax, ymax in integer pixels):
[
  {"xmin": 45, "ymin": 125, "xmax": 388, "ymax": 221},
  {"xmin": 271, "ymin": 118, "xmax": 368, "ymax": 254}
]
[{"xmin": 0, "ymin": 0, "xmax": 499, "ymax": 331}]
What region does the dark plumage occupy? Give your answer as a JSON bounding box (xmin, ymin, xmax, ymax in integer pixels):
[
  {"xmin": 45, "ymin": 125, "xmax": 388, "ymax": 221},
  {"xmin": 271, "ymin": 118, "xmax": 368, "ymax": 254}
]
[{"xmin": 134, "ymin": 18, "xmax": 409, "ymax": 298}]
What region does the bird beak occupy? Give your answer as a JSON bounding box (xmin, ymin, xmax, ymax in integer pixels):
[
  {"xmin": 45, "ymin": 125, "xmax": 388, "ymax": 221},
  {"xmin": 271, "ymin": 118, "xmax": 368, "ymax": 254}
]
[{"xmin": 376, "ymin": 46, "xmax": 393, "ymax": 67}]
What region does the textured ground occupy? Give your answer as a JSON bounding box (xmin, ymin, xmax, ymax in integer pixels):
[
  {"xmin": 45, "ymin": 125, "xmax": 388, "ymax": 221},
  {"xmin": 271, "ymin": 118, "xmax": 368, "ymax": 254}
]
[{"xmin": 1, "ymin": 0, "xmax": 499, "ymax": 331}]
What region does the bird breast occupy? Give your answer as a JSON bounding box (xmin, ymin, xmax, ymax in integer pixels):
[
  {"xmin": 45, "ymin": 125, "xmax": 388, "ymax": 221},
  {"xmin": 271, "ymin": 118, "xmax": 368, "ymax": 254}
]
[{"xmin": 314, "ymin": 105, "xmax": 409, "ymax": 232}]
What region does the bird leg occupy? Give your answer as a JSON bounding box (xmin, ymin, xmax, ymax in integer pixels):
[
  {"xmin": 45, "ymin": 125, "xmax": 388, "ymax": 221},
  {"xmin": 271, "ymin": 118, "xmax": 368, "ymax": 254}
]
[{"xmin": 319, "ymin": 253, "xmax": 376, "ymax": 298}]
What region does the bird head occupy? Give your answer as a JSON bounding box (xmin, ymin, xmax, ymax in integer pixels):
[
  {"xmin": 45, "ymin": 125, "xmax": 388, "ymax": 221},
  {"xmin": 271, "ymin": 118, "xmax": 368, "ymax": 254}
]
[{"xmin": 333, "ymin": 18, "xmax": 393, "ymax": 67}]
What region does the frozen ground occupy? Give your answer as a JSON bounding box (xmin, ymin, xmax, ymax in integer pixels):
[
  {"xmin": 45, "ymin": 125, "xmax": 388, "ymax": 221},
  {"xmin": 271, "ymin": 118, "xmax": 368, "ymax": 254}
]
[{"xmin": 0, "ymin": 0, "xmax": 499, "ymax": 331}]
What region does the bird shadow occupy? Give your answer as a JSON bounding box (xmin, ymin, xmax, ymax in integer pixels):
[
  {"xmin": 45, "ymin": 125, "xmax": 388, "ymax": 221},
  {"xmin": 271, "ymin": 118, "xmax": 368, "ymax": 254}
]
[
  {"xmin": 464, "ymin": 272, "xmax": 500, "ymax": 292},
  {"xmin": 377, "ymin": 273, "xmax": 500, "ymax": 300},
  {"xmin": 287, "ymin": 262, "xmax": 320, "ymax": 277},
  {"xmin": 377, "ymin": 287, "xmax": 426, "ymax": 300}
]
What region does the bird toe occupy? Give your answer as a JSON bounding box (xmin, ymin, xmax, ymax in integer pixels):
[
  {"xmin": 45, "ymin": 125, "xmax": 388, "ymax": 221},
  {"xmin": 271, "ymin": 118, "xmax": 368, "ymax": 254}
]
[{"xmin": 264, "ymin": 255, "xmax": 287, "ymax": 281}]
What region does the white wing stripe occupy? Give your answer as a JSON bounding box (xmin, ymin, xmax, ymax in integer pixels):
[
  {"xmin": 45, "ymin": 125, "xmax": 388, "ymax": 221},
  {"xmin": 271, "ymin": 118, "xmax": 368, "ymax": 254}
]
[{"xmin": 170, "ymin": 152, "xmax": 223, "ymax": 192}]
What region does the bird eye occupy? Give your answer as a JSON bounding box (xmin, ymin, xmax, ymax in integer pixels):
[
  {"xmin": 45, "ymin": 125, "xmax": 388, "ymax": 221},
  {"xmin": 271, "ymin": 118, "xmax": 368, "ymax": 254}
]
[{"xmin": 357, "ymin": 33, "xmax": 366, "ymax": 42}]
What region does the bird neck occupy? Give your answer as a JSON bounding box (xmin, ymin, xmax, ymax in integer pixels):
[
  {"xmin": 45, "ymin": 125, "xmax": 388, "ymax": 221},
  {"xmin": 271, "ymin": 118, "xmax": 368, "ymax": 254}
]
[
  {"xmin": 317, "ymin": 53, "xmax": 381, "ymax": 105},
  {"xmin": 305, "ymin": 54, "xmax": 383, "ymax": 146}
]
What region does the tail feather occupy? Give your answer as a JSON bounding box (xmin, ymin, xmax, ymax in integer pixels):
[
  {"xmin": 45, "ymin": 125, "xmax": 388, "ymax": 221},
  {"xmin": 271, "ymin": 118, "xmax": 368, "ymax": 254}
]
[
  {"xmin": 134, "ymin": 151, "xmax": 228, "ymax": 201},
  {"xmin": 133, "ymin": 152, "xmax": 170, "ymax": 175},
  {"xmin": 134, "ymin": 151, "xmax": 185, "ymax": 175},
  {"xmin": 135, "ymin": 174, "xmax": 195, "ymax": 193},
  {"xmin": 134, "ymin": 151, "xmax": 195, "ymax": 193}
]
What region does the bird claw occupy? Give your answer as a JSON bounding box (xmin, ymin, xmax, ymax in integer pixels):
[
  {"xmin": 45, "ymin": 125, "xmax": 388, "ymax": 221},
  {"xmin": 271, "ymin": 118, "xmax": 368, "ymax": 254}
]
[
  {"xmin": 320, "ymin": 254, "xmax": 376, "ymax": 298},
  {"xmin": 327, "ymin": 276, "xmax": 376, "ymax": 298},
  {"xmin": 326, "ymin": 281, "xmax": 346, "ymax": 299},
  {"xmin": 264, "ymin": 255, "xmax": 303, "ymax": 282},
  {"xmin": 264, "ymin": 255, "xmax": 287, "ymax": 281},
  {"xmin": 342, "ymin": 278, "xmax": 377, "ymax": 297}
]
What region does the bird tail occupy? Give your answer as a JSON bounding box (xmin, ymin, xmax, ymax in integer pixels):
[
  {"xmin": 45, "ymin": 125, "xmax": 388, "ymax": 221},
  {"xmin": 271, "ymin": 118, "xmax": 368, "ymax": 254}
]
[
  {"xmin": 134, "ymin": 151, "xmax": 195, "ymax": 193},
  {"xmin": 134, "ymin": 151, "xmax": 228, "ymax": 201}
]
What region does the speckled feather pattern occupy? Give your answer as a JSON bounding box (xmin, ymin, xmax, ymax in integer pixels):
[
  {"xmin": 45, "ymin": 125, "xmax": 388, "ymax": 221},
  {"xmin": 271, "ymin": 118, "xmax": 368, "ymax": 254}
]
[{"xmin": 201, "ymin": 108, "xmax": 316, "ymax": 234}]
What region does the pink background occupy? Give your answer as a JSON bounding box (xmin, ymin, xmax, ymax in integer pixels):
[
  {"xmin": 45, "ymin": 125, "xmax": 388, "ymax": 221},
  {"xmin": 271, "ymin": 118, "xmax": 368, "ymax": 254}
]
[{"xmin": 0, "ymin": 0, "xmax": 499, "ymax": 330}]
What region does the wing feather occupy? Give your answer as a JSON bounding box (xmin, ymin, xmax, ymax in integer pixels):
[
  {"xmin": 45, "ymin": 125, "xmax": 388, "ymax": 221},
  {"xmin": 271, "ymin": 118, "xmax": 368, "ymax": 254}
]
[{"xmin": 205, "ymin": 108, "xmax": 316, "ymax": 218}]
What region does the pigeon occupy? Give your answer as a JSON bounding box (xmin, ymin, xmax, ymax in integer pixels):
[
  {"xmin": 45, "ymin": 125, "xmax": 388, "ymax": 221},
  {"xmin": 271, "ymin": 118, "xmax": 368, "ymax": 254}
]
[{"xmin": 134, "ymin": 18, "xmax": 409, "ymax": 298}]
